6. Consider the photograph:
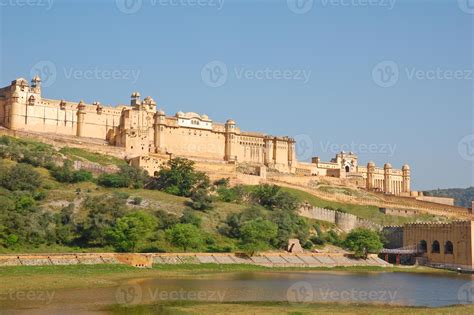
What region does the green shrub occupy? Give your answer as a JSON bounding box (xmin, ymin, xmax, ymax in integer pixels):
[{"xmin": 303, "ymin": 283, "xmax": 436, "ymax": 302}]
[
  {"xmin": 344, "ymin": 228, "xmax": 383, "ymax": 259},
  {"xmin": 189, "ymin": 189, "xmax": 213, "ymax": 211}
]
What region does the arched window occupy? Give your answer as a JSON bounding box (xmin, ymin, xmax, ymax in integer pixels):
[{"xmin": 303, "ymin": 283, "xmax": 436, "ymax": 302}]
[
  {"xmin": 419, "ymin": 240, "xmax": 427, "ymax": 253},
  {"xmin": 431, "ymin": 240, "xmax": 440, "ymax": 253},
  {"xmin": 444, "ymin": 241, "xmax": 454, "ymax": 255}
]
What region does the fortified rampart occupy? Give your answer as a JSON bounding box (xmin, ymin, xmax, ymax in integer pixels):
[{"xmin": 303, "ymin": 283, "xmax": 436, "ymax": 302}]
[
  {"xmin": 0, "ymin": 76, "xmax": 415, "ymax": 197},
  {"xmin": 298, "ymin": 203, "xmax": 380, "ymax": 232}
]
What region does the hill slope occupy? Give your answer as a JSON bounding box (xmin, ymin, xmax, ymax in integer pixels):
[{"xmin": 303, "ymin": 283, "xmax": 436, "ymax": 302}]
[{"xmin": 424, "ymin": 187, "xmax": 474, "ymax": 208}]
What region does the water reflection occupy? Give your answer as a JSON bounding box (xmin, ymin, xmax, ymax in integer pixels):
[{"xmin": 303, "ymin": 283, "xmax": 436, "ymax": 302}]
[{"xmin": 1, "ymin": 271, "xmax": 473, "ymax": 313}]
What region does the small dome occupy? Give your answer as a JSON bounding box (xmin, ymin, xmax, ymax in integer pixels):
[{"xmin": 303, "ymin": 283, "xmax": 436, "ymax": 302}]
[
  {"xmin": 156, "ymin": 109, "xmax": 165, "ymax": 116},
  {"xmin": 402, "ymin": 164, "xmax": 410, "ymax": 170},
  {"xmin": 176, "ymin": 111, "xmax": 184, "ymax": 117},
  {"xmin": 131, "ymin": 91, "xmax": 141, "ymax": 98},
  {"xmin": 384, "ymin": 163, "xmax": 392, "ymax": 169},
  {"xmin": 226, "ymin": 119, "xmax": 236, "ymax": 125},
  {"xmin": 367, "ymin": 161, "xmax": 375, "ymax": 166},
  {"xmin": 32, "ymin": 75, "xmax": 41, "ymax": 83},
  {"xmin": 201, "ymin": 114, "xmax": 209, "ymax": 120}
]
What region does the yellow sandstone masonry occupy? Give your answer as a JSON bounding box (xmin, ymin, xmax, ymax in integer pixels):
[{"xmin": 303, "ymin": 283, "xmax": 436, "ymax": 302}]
[{"xmin": 0, "ymin": 76, "xmax": 412, "ymax": 196}]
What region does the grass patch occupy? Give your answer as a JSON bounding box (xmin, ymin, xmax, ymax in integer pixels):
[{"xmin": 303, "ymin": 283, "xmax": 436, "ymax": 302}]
[
  {"xmin": 109, "ymin": 300, "xmax": 474, "ymax": 315},
  {"xmin": 59, "ymin": 147, "xmax": 126, "ymax": 166},
  {"xmin": 280, "ymin": 187, "xmax": 437, "ymax": 226}
]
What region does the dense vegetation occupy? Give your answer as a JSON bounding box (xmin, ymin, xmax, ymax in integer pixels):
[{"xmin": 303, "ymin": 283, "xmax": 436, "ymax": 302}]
[
  {"xmin": 0, "ymin": 135, "xmax": 383, "ymax": 257},
  {"xmin": 424, "ymin": 187, "xmax": 474, "ymax": 208}
]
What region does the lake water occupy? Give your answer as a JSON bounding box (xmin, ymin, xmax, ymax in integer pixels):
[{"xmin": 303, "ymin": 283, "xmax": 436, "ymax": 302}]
[{"xmin": 2, "ymin": 271, "xmax": 474, "ymax": 313}]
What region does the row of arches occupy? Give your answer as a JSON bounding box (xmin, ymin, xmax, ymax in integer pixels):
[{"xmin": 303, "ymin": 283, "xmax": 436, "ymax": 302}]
[{"xmin": 419, "ymin": 240, "xmax": 453, "ymax": 255}]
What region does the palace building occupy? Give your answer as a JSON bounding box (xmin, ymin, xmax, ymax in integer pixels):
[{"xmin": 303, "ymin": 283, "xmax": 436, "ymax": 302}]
[{"xmin": 0, "ymin": 76, "xmax": 411, "ymax": 196}]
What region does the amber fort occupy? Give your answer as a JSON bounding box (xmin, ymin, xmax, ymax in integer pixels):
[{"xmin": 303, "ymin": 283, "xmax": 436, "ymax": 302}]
[{"xmin": 2, "ymin": 76, "xmax": 412, "ymax": 196}]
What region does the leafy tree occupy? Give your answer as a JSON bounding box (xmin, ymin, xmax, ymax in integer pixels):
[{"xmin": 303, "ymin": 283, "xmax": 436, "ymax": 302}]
[
  {"xmin": 117, "ymin": 164, "xmax": 150, "ymax": 189},
  {"xmin": 107, "ymin": 211, "xmax": 157, "ymax": 252},
  {"xmin": 165, "ymin": 223, "xmax": 204, "ymax": 252},
  {"xmin": 251, "ymin": 184, "xmax": 298, "ymax": 211},
  {"xmin": 51, "ymin": 160, "xmax": 92, "ymax": 183},
  {"xmin": 97, "ymin": 164, "xmax": 148, "ymax": 188},
  {"xmin": 239, "ymin": 218, "xmax": 278, "ymax": 255},
  {"xmin": 180, "ymin": 208, "xmax": 202, "ymax": 227},
  {"xmin": 80, "ymin": 194, "xmax": 128, "ymax": 247},
  {"xmin": 97, "ymin": 173, "xmax": 130, "ymax": 188},
  {"xmin": 217, "ymin": 185, "xmax": 247, "ymax": 203},
  {"xmin": 54, "ymin": 204, "xmax": 77, "ymax": 245},
  {"xmin": 344, "ymin": 228, "xmax": 383, "ymax": 259},
  {"xmin": 222, "ymin": 206, "xmax": 266, "ymax": 238},
  {"xmin": 149, "ymin": 158, "xmax": 210, "ymax": 197},
  {"xmin": 1, "ymin": 163, "xmax": 42, "ymax": 191},
  {"xmin": 189, "ymin": 189, "xmax": 213, "ymax": 211}
]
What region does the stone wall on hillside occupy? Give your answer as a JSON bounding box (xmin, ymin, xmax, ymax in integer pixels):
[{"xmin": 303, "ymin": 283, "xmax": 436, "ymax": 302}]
[{"xmin": 299, "ymin": 203, "xmax": 380, "ymax": 232}]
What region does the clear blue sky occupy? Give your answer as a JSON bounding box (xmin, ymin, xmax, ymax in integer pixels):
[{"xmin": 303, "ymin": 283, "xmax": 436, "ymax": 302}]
[{"xmin": 0, "ymin": 0, "xmax": 472, "ymax": 190}]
